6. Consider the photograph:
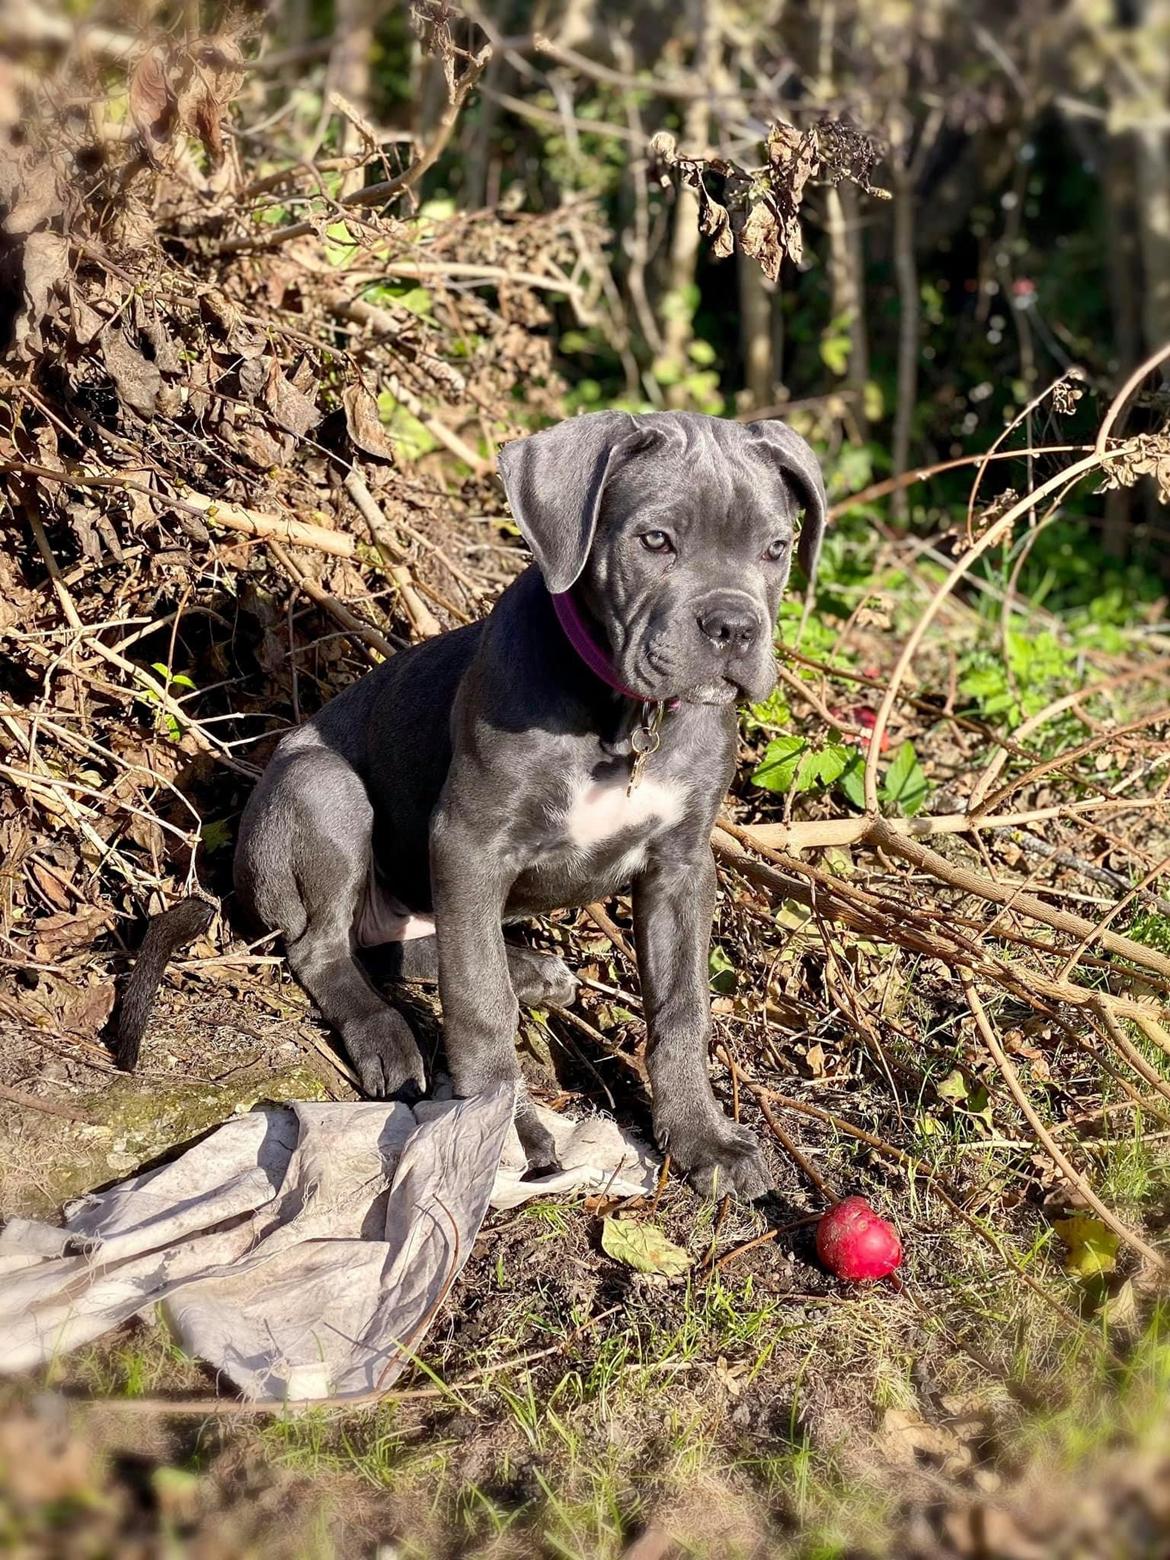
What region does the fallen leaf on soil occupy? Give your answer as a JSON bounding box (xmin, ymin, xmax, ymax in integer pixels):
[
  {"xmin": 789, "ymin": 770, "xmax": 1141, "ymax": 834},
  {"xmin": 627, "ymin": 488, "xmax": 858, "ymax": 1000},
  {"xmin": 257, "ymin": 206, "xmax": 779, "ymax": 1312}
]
[
  {"xmin": 101, "ymin": 323, "xmax": 162, "ymax": 418},
  {"xmin": 32, "ymin": 906, "xmax": 114, "ymax": 961},
  {"xmin": 1098, "ymin": 1277, "xmax": 1138, "ymax": 1330},
  {"xmin": 881, "ymin": 1406, "xmax": 974, "ymax": 1476},
  {"xmin": 1054, "ymin": 1215, "xmax": 1119, "ymax": 1278},
  {"xmin": 59, "ymin": 980, "xmax": 116, "ymax": 1037},
  {"xmin": 601, "ymin": 1217, "xmax": 691, "ymax": 1277}
]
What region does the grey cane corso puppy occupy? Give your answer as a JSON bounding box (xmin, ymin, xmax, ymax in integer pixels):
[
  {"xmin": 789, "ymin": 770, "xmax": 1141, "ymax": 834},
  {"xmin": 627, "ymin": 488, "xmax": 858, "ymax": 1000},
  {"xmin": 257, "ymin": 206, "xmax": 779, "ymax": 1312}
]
[{"xmin": 125, "ymin": 410, "xmax": 826, "ymax": 1198}]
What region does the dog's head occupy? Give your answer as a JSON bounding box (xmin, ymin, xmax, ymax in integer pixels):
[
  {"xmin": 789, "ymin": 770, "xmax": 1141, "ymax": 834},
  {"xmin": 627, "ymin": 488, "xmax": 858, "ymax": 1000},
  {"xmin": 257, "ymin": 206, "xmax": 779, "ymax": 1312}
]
[{"xmin": 498, "ymin": 409, "xmax": 827, "ymax": 706}]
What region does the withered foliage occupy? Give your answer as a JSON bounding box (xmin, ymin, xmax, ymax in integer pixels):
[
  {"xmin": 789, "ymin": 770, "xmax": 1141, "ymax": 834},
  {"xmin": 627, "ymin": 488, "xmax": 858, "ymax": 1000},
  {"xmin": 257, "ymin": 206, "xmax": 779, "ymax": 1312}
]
[
  {"xmin": 650, "ymin": 116, "xmax": 888, "ymax": 282},
  {"xmin": 0, "ymin": 6, "xmax": 605, "ymax": 1038}
]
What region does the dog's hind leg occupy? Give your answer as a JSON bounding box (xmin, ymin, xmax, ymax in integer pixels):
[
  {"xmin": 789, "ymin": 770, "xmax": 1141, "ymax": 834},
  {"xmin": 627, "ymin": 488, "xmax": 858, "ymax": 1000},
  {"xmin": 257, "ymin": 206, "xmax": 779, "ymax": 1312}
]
[
  {"xmin": 235, "ymin": 736, "xmax": 425, "ymax": 1101},
  {"xmin": 378, "ymin": 937, "xmax": 578, "ymax": 1008}
]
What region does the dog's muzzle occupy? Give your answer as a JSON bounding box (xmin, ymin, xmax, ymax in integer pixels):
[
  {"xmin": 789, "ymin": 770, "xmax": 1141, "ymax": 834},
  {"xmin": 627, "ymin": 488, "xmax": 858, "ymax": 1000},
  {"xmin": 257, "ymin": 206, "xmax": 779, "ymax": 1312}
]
[{"xmin": 685, "ymin": 590, "xmax": 771, "ymax": 704}]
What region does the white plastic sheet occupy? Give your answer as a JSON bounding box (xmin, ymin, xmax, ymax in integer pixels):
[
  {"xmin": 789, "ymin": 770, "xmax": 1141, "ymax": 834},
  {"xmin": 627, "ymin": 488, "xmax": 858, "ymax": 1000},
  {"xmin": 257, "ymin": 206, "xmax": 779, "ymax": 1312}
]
[{"xmin": 0, "ymin": 1089, "xmax": 657, "ymax": 1403}]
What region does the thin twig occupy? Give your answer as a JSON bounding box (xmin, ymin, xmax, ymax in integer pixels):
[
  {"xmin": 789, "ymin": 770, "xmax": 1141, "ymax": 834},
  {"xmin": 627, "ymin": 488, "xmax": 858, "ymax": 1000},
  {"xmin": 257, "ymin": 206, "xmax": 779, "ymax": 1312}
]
[{"xmin": 962, "ymin": 972, "xmax": 1166, "ymax": 1272}]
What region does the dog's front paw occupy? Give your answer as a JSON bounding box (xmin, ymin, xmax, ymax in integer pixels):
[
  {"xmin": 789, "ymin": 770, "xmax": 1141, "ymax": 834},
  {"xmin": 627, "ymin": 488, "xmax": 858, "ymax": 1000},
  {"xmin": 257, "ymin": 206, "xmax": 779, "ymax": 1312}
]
[
  {"xmin": 656, "ymin": 1110, "xmax": 772, "ymax": 1201},
  {"xmin": 346, "ymin": 1011, "xmax": 426, "ymax": 1104},
  {"xmin": 516, "ymin": 1096, "xmax": 563, "ymax": 1179}
]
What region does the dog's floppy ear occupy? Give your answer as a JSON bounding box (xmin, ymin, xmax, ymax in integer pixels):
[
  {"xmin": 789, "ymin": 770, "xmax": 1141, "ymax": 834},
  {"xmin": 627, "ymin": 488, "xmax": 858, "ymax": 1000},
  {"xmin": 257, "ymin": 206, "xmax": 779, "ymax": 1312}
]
[
  {"xmin": 748, "ymin": 420, "xmax": 829, "ymax": 584},
  {"xmin": 498, "ymin": 410, "xmax": 650, "ymax": 594}
]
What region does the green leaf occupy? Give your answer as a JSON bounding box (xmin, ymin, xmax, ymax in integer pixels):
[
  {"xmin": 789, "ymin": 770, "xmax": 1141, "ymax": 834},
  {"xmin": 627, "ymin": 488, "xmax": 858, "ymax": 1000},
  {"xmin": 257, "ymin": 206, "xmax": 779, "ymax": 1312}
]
[
  {"xmin": 1054, "ymin": 1216, "xmax": 1119, "ymax": 1279},
  {"xmin": 708, "ymin": 944, "xmax": 737, "ymax": 993},
  {"xmin": 323, "ymin": 220, "xmax": 360, "ymax": 266},
  {"xmin": 775, "ymin": 899, "xmax": 814, "ymax": 932},
  {"xmin": 417, "ymin": 196, "xmax": 456, "ymax": 221},
  {"xmin": 810, "ymin": 743, "xmax": 853, "ymax": 786},
  {"xmin": 752, "ymin": 734, "xmax": 808, "ymax": 793},
  {"xmin": 200, "ymin": 818, "xmax": 233, "ymax": 853},
  {"xmin": 790, "ymin": 747, "xmax": 822, "ymax": 794},
  {"xmin": 744, "ymin": 689, "xmax": 791, "ymax": 731},
  {"xmin": 364, "ymin": 281, "xmax": 433, "ymax": 317},
  {"xmin": 881, "ymin": 741, "xmax": 930, "ymax": 817},
  {"xmin": 936, "ymin": 1068, "xmax": 970, "ymax": 1103},
  {"xmin": 820, "ymin": 330, "xmax": 851, "ymax": 376},
  {"xmin": 835, "ymin": 752, "xmax": 867, "ymax": 809},
  {"xmin": 150, "ymin": 663, "xmax": 195, "ymax": 691},
  {"xmin": 376, "ymin": 391, "xmax": 439, "ymax": 462},
  {"xmin": 601, "ymin": 1217, "xmax": 691, "ymax": 1277}
]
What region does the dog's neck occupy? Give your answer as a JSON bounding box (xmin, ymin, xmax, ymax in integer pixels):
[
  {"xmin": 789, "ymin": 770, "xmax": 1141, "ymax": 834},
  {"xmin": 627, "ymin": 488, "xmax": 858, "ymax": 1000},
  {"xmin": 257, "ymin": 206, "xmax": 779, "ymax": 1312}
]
[{"xmin": 547, "ymin": 586, "xmax": 643, "ymax": 702}]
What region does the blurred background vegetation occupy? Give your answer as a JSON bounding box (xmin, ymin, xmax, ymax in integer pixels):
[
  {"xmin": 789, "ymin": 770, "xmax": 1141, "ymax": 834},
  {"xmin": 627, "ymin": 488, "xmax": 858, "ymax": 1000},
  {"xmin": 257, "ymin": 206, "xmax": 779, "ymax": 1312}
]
[{"xmin": 302, "ymin": 0, "xmax": 1170, "ymax": 600}]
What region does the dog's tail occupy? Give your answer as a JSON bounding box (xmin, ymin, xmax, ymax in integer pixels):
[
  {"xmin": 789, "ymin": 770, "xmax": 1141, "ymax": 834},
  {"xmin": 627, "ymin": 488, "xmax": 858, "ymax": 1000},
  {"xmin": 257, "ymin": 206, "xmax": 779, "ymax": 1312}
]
[{"xmin": 113, "ymin": 895, "xmax": 217, "ymax": 1072}]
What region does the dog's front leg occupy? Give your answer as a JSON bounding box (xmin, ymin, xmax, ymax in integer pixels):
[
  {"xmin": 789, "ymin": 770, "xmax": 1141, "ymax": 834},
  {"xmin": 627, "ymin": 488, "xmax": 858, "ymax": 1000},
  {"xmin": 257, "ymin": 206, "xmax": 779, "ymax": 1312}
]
[
  {"xmin": 430, "ymin": 804, "xmax": 560, "ymax": 1173},
  {"xmin": 634, "ymin": 847, "xmax": 771, "ymax": 1200}
]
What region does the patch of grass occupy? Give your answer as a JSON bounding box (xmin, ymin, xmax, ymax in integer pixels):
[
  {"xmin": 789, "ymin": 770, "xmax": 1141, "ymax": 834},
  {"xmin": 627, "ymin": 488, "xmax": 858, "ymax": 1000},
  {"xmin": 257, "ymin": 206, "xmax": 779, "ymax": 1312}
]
[{"xmin": 61, "ymin": 1319, "xmax": 204, "ymax": 1399}]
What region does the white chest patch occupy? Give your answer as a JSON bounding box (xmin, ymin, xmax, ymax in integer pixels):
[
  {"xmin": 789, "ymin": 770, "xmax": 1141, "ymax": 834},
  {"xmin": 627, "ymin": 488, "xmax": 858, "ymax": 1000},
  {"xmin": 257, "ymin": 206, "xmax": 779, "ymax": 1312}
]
[{"xmin": 564, "ymin": 776, "xmax": 686, "ymax": 851}]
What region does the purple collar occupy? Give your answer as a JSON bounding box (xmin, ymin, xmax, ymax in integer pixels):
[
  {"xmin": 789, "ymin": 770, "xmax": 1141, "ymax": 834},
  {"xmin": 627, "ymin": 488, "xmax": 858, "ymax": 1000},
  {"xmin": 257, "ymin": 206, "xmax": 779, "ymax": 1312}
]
[{"xmin": 549, "ymin": 588, "xmax": 645, "ymax": 701}]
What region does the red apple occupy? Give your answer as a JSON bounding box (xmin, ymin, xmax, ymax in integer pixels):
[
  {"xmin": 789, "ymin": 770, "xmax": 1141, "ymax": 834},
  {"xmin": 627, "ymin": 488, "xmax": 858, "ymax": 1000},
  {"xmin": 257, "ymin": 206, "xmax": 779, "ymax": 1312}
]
[{"xmin": 815, "ymin": 1196, "xmax": 902, "ymax": 1281}]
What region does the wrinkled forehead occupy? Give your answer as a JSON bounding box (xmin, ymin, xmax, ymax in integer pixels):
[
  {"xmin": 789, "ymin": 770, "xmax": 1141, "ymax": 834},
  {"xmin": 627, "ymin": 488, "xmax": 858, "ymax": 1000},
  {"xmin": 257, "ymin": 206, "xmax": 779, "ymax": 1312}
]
[{"xmin": 598, "ymin": 428, "xmax": 799, "ymax": 545}]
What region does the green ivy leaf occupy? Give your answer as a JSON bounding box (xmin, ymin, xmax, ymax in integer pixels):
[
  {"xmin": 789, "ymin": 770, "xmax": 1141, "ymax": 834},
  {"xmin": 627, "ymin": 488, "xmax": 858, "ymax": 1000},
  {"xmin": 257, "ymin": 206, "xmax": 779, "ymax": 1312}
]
[{"xmin": 601, "ymin": 1217, "xmax": 691, "ymax": 1277}]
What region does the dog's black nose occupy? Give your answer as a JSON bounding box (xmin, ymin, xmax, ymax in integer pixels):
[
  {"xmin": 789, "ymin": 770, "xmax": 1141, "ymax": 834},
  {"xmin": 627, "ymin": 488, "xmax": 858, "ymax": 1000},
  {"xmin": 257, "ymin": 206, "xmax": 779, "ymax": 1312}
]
[{"xmin": 697, "ymin": 597, "xmax": 761, "ymax": 652}]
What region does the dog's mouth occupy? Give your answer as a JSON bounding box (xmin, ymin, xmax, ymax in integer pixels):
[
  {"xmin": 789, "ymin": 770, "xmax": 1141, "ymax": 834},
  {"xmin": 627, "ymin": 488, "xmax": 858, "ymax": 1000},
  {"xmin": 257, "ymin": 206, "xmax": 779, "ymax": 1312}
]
[
  {"xmin": 682, "ymin": 676, "xmax": 742, "ymax": 707},
  {"xmin": 628, "ymin": 633, "xmax": 774, "ymax": 708}
]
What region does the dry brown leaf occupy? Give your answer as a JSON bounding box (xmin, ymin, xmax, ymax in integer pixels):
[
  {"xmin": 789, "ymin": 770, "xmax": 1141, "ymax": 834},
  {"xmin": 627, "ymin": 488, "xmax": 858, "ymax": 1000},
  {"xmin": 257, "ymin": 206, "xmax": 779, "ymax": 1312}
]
[
  {"xmin": 27, "ymin": 862, "xmax": 72, "ymax": 912},
  {"xmin": 264, "ymin": 359, "xmax": 322, "ymax": 438},
  {"xmin": 100, "ymin": 324, "xmax": 162, "ymax": 419},
  {"xmin": 31, "ymin": 906, "xmax": 113, "ymax": 962},
  {"xmin": 129, "ymin": 48, "xmax": 177, "ymax": 163},
  {"xmin": 698, "ymin": 188, "xmax": 734, "ymax": 260},
  {"xmin": 13, "ymin": 231, "xmax": 69, "ymax": 359},
  {"xmin": 69, "ymin": 287, "xmax": 106, "ymax": 347},
  {"xmin": 2, "ymin": 144, "xmax": 66, "ymax": 238},
  {"xmin": 881, "ymin": 1406, "xmax": 974, "ymax": 1478},
  {"xmin": 343, "ymin": 383, "xmax": 398, "ymax": 461},
  {"xmin": 739, "ymin": 203, "xmax": 784, "ymax": 283},
  {"xmin": 59, "ymin": 980, "xmax": 116, "ymax": 1038}
]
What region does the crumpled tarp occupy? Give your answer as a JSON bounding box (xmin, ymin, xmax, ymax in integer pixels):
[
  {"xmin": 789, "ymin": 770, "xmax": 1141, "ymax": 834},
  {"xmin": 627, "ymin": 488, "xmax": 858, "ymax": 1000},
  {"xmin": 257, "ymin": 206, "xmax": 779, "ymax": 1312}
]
[{"xmin": 0, "ymin": 1088, "xmax": 658, "ymax": 1402}]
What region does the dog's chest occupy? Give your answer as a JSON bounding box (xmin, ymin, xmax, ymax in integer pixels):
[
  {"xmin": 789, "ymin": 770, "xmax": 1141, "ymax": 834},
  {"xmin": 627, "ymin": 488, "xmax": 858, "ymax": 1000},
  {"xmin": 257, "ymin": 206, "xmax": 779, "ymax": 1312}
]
[{"xmin": 562, "ymin": 775, "xmax": 685, "ymax": 851}]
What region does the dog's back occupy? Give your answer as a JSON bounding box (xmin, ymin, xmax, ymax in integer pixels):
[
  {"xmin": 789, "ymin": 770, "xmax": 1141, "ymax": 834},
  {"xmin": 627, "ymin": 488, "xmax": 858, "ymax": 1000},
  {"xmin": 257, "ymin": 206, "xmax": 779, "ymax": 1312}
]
[{"xmin": 235, "ymin": 617, "xmax": 485, "ymax": 934}]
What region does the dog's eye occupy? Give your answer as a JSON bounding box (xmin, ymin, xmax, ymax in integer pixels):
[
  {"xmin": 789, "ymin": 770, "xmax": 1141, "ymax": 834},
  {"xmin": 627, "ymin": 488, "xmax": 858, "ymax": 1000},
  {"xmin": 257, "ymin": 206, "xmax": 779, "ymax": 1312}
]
[
  {"xmin": 640, "ymin": 530, "xmax": 674, "ymax": 554},
  {"xmin": 763, "ymin": 537, "xmax": 790, "ymax": 562}
]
